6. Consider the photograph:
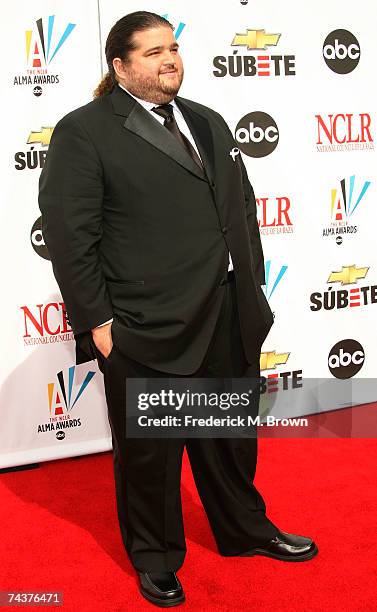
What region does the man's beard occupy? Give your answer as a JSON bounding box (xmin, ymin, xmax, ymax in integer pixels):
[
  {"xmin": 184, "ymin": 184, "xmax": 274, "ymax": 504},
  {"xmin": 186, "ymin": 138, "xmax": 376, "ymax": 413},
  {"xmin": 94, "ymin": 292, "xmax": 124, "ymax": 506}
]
[{"xmin": 123, "ymin": 68, "xmax": 184, "ymax": 104}]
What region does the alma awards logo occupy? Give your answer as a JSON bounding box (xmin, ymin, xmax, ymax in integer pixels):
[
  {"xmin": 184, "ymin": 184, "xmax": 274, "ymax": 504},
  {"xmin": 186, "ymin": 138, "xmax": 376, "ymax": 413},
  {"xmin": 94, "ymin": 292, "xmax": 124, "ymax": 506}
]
[
  {"xmin": 322, "ymin": 175, "xmax": 371, "ymax": 244},
  {"xmin": 13, "ymin": 15, "xmax": 76, "ymax": 94},
  {"xmin": 38, "ymin": 366, "xmax": 96, "ymax": 439}
]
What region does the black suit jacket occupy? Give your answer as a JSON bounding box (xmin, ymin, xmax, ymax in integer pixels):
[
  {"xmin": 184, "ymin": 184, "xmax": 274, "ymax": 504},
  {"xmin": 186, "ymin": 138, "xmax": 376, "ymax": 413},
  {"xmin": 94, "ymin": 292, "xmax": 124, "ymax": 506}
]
[{"xmin": 38, "ymin": 85, "xmax": 273, "ymax": 374}]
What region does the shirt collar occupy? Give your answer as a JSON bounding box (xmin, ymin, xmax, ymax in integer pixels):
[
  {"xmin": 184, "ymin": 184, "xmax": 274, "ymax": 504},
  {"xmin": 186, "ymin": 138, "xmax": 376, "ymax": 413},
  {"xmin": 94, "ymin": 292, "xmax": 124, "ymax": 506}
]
[{"xmin": 118, "ymin": 83, "xmax": 181, "ymax": 117}]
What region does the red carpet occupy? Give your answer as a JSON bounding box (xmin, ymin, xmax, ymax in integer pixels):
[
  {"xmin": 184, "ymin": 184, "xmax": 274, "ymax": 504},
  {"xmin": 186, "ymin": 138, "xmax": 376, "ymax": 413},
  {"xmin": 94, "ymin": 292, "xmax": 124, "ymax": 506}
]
[{"xmin": 1, "ymin": 439, "xmax": 377, "ymax": 611}]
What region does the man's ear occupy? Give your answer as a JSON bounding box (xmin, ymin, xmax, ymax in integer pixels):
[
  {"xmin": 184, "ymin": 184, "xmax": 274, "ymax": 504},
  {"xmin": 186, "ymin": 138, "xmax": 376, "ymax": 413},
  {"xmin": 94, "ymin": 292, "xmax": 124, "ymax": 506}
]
[{"xmin": 113, "ymin": 57, "xmax": 126, "ymax": 80}]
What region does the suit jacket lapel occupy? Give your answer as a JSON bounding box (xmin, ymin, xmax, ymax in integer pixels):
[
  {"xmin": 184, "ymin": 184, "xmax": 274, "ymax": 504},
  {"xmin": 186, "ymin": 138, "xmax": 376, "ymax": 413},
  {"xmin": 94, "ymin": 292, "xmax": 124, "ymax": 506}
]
[
  {"xmin": 111, "ymin": 86, "xmax": 206, "ymax": 182},
  {"xmin": 174, "ymin": 96, "xmax": 215, "ymax": 187}
]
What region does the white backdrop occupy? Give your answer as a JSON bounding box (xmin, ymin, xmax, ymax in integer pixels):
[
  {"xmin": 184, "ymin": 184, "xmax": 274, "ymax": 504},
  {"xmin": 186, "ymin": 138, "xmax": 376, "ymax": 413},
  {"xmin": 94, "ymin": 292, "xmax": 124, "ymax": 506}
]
[{"xmin": 1, "ymin": 0, "xmax": 376, "ymax": 468}]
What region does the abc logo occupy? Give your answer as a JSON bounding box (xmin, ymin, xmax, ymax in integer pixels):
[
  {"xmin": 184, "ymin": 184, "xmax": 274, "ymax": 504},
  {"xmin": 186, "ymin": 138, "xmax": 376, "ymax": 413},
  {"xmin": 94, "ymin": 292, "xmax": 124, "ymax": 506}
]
[
  {"xmin": 323, "ymin": 29, "xmax": 360, "ymax": 74},
  {"xmin": 56, "ymin": 431, "xmax": 65, "ymax": 440},
  {"xmin": 328, "ymin": 339, "xmax": 365, "ymax": 379},
  {"xmin": 30, "ymin": 216, "xmax": 50, "ymax": 260},
  {"xmin": 235, "ymin": 112, "xmax": 279, "ymax": 158}
]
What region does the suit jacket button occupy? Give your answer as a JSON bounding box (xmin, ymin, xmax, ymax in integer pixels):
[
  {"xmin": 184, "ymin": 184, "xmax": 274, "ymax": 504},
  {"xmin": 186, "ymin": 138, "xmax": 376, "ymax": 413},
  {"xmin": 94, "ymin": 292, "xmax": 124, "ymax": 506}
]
[{"xmin": 221, "ymin": 226, "xmax": 228, "ymax": 235}]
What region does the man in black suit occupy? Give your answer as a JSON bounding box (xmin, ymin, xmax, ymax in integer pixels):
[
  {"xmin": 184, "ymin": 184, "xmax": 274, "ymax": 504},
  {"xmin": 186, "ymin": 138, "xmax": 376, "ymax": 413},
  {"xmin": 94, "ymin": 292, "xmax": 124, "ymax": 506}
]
[{"xmin": 39, "ymin": 11, "xmax": 317, "ymax": 607}]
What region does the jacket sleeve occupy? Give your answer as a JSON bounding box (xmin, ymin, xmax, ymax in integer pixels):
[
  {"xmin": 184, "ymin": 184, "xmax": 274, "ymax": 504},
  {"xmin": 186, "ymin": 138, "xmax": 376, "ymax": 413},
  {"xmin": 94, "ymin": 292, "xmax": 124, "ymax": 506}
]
[
  {"xmin": 237, "ymin": 153, "xmax": 266, "ymax": 285},
  {"xmin": 212, "ymin": 109, "xmax": 266, "ymax": 285},
  {"xmin": 38, "ymin": 112, "xmax": 113, "ymax": 335}
]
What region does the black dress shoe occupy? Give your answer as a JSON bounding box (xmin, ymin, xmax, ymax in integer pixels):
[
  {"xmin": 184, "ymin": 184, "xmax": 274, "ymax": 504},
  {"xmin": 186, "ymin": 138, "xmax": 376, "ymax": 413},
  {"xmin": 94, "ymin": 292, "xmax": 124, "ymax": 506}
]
[
  {"xmin": 239, "ymin": 531, "xmax": 318, "ymax": 562},
  {"xmin": 137, "ymin": 571, "xmax": 185, "ymax": 607}
]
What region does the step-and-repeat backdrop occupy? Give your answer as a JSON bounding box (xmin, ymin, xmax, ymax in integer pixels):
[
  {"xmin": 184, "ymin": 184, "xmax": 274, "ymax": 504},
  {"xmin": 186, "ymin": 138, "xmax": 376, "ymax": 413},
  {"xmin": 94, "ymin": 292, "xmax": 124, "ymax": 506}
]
[{"xmin": 1, "ymin": 0, "xmax": 376, "ymax": 468}]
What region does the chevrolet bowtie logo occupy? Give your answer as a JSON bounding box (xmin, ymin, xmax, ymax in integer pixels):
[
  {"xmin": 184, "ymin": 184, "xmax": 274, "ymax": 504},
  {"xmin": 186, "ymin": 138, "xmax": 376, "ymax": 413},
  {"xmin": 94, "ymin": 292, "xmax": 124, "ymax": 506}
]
[
  {"xmin": 27, "ymin": 127, "xmax": 54, "ymax": 146},
  {"xmin": 327, "ymin": 265, "xmax": 369, "ymax": 286},
  {"xmin": 260, "ymin": 351, "xmax": 290, "ymax": 371},
  {"xmin": 231, "ymin": 29, "xmax": 281, "ymax": 50}
]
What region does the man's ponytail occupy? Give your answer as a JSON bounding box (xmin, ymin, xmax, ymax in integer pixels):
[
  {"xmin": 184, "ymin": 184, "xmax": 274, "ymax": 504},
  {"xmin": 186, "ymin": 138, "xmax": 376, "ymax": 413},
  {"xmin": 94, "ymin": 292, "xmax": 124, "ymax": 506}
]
[{"xmin": 93, "ymin": 71, "xmax": 116, "ymax": 98}]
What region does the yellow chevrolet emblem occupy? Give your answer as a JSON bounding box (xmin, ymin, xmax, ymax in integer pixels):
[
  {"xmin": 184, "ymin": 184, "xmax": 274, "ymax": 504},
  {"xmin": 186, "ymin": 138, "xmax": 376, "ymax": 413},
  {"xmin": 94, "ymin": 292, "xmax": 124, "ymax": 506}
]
[
  {"xmin": 327, "ymin": 265, "xmax": 369, "ymax": 286},
  {"xmin": 260, "ymin": 351, "xmax": 290, "ymax": 371},
  {"xmin": 231, "ymin": 29, "xmax": 281, "ymax": 50},
  {"xmin": 27, "ymin": 127, "xmax": 54, "ymax": 146}
]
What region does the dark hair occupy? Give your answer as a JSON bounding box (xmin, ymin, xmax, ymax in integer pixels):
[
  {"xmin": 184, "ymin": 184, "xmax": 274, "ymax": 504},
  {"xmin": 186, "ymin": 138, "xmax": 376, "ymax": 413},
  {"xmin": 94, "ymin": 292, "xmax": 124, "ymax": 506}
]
[{"xmin": 93, "ymin": 11, "xmax": 173, "ymax": 98}]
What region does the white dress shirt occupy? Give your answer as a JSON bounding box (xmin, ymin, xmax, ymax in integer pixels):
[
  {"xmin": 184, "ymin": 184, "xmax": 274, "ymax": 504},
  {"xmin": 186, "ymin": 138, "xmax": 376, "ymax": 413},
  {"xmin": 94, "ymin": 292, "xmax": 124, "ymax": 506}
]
[{"xmin": 96, "ymin": 84, "xmax": 233, "ymax": 328}]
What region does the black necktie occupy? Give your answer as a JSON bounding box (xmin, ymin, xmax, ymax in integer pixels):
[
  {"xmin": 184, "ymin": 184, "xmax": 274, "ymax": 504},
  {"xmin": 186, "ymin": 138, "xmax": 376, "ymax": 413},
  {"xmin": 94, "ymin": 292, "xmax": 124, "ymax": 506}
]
[{"xmin": 151, "ymin": 104, "xmax": 203, "ymax": 170}]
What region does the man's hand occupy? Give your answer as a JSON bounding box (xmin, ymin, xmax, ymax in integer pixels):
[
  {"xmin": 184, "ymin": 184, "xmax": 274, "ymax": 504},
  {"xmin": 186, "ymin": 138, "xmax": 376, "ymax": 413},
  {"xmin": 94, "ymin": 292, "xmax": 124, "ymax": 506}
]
[{"xmin": 91, "ymin": 322, "xmax": 113, "ymax": 358}]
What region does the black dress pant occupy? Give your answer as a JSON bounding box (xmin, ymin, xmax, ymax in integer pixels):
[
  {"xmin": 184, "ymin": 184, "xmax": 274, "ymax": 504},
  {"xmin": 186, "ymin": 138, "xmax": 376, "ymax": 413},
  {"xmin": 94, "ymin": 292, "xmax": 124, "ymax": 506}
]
[{"xmin": 94, "ymin": 273, "xmax": 279, "ymax": 572}]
